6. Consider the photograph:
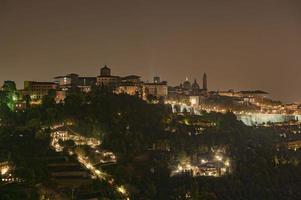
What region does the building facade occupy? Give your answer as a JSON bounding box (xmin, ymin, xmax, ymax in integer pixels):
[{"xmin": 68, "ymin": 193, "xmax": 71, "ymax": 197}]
[
  {"xmin": 115, "ymin": 75, "xmax": 142, "ymax": 96},
  {"xmin": 54, "ymin": 73, "xmax": 96, "ymax": 92},
  {"xmin": 96, "ymin": 65, "xmax": 120, "ymax": 88},
  {"xmin": 23, "ymin": 81, "xmax": 57, "ymax": 100},
  {"xmin": 143, "ymin": 77, "xmax": 168, "ymax": 100}
]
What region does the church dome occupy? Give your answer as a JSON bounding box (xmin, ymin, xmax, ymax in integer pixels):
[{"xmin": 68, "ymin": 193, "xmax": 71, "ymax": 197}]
[
  {"xmin": 182, "ymin": 78, "xmax": 191, "ymax": 90},
  {"xmin": 191, "ymin": 79, "xmax": 200, "ymax": 90}
]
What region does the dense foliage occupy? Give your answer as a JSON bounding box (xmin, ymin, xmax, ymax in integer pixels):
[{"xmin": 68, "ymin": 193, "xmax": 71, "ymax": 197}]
[{"xmin": 0, "ymin": 88, "xmax": 301, "ymax": 199}]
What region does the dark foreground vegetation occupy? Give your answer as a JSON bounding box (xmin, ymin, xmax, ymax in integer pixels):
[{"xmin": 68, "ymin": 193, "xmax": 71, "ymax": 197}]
[{"xmin": 0, "ymin": 88, "xmax": 301, "ymax": 199}]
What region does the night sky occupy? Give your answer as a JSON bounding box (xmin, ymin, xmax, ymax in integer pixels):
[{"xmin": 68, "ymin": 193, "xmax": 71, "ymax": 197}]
[{"xmin": 1, "ymin": 0, "xmax": 301, "ymax": 102}]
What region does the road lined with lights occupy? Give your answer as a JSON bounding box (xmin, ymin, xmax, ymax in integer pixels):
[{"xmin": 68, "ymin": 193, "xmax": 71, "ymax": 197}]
[{"xmin": 50, "ymin": 123, "xmax": 129, "ymax": 199}]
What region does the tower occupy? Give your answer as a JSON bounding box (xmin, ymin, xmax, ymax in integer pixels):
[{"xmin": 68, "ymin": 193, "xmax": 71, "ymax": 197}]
[
  {"xmin": 203, "ymin": 73, "xmax": 207, "ymax": 90},
  {"xmin": 153, "ymin": 76, "xmax": 160, "ymax": 83},
  {"xmin": 100, "ymin": 65, "xmax": 111, "ymax": 76}
]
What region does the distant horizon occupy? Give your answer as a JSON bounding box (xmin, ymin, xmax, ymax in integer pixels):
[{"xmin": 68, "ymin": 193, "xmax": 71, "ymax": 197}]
[
  {"xmin": 1, "ymin": 65, "xmax": 297, "ymax": 104},
  {"xmin": 1, "ymin": 0, "xmax": 301, "ymax": 103}
]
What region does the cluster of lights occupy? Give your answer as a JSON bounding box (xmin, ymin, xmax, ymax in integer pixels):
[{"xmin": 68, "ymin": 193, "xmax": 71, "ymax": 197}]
[
  {"xmin": 51, "ymin": 129, "xmax": 101, "ymax": 153},
  {"xmin": 1, "ymin": 166, "xmax": 10, "ymax": 175},
  {"xmin": 50, "ymin": 124, "xmax": 109, "ymax": 180},
  {"xmin": 50, "ymin": 123, "xmax": 128, "ymax": 199},
  {"xmin": 0, "ymin": 164, "xmax": 21, "ymax": 183},
  {"xmin": 166, "ymin": 100, "xmax": 301, "ymax": 117},
  {"xmin": 117, "ymin": 185, "xmax": 127, "ymax": 195},
  {"xmin": 172, "ymin": 152, "xmax": 231, "ymax": 177},
  {"xmin": 77, "ymin": 155, "xmax": 108, "ymax": 180}
]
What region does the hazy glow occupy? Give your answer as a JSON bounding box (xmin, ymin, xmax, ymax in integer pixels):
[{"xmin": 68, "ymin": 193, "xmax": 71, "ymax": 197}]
[
  {"xmin": 0, "ymin": 166, "xmax": 9, "ymax": 175},
  {"xmin": 1, "ymin": 1, "xmax": 301, "ymax": 102},
  {"xmin": 237, "ymin": 114, "xmax": 301, "ymax": 126}
]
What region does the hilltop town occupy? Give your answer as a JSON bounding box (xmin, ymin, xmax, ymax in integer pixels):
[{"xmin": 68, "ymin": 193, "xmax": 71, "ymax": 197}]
[{"xmin": 2, "ymin": 65, "xmax": 301, "ymax": 118}]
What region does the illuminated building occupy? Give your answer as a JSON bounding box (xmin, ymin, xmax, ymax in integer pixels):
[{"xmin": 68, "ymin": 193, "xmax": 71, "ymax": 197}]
[
  {"xmin": 191, "ymin": 79, "xmax": 201, "ymax": 96},
  {"xmin": 96, "ymin": 65, "xmax": 120, "ymax": 88},
  {"xmin": 115, "ymin": 75, "xmax": 142, "ymax": 96},
  {"xmin": 0, "ymin": 161, "xmax": 11, "ymax": 176},
  {"xmin": 55, "ymin": 90, "xmax": 67, "ymax": 103},
  {"xmin": 14, "ymin": 101, "xmax": 27, "ymax": 111},
  {"xmin": 143, "ymin": 77, "xmax": 168, "ymax": 99},
  {"xmin": 0, "ymin": 161, "xmax": 18, "ymax": 183},
  {"xmin": 287, "ymin": 140, "xmax": 301, "ymax": 151},
  {"xmin": 169, "ymin": 74, "xmax": 208, "ymax": 105},
  {"xmin": 54, "ymin": 73, "xmax": 96, "ymax": 92},
  {"xmin": 189, "ymin": 96, "xmax": 200, "ymax": 106},
  {"xmin": 54, "ymin": 73, "xmax": 79, "ymax": 86},
  {"xmin": 182, "ymin": 77, "xmax": 191, "ymax": 91},
  {"xmin": 170, "ymin": 73, "xmax": 208, "ymax": 100},
  {"xmin": 153, "ymin": 76, "xmax": 161, "ymax": 84},
  {"xmin": 116, "ymin": 85, "xmax": 141, "ymax": 96},
  {"xmin": 23, "ymin": 81, "xmax": 57, "ymax": 100}
]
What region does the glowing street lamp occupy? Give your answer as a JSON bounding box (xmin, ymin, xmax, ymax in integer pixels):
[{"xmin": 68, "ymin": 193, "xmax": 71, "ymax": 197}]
[
  {"xmin": 1, "ymin": 166, "xmax": 9, "ymax": 175},
  {"xmin": 224, "ymin": 160, "xmax": 230, "ymax": 167},
  {"xmin": 215, "ymin": 155, "xmax": 223, "ymax": 161},
  {"xmin": 117, "ymin": 185, "xmax": 127, "ymax": 195}
]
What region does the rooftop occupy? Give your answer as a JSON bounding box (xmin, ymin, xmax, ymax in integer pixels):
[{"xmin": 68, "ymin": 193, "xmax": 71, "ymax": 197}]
[
  {"xmin": 25, "ymin": 81, "xmax": 57, "ymax": 85},
  {"xmin": 239, "ymin": 90, "xmax": 268, "ymax": 94}
]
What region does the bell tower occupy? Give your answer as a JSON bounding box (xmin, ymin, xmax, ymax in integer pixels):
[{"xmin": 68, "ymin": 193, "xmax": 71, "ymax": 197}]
[{"xmin": 203, "ymin": 73, "xmax": 207, "ymax": 90}]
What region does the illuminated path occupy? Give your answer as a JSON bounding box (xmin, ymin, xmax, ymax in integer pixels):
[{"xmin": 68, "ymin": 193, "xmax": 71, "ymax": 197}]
[{"xmin": 50, "ymin": 123, "xmax": 129, "ymax": 199}]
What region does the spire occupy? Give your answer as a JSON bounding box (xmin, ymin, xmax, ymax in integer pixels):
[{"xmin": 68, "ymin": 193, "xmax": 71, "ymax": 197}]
[
  {"xmin": 192, "ymin": 79, "xmax": 200, "ymax": 90},
  {"xmin": 203, "ymin": 73, "xmax": 207, "ymax": 90}
]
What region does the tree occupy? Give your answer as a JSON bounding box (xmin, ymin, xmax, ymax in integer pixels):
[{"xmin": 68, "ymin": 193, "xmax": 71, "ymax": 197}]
[{"xmin": 2, "ymin": 80, "xmax": 17, "ymax": 92}]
